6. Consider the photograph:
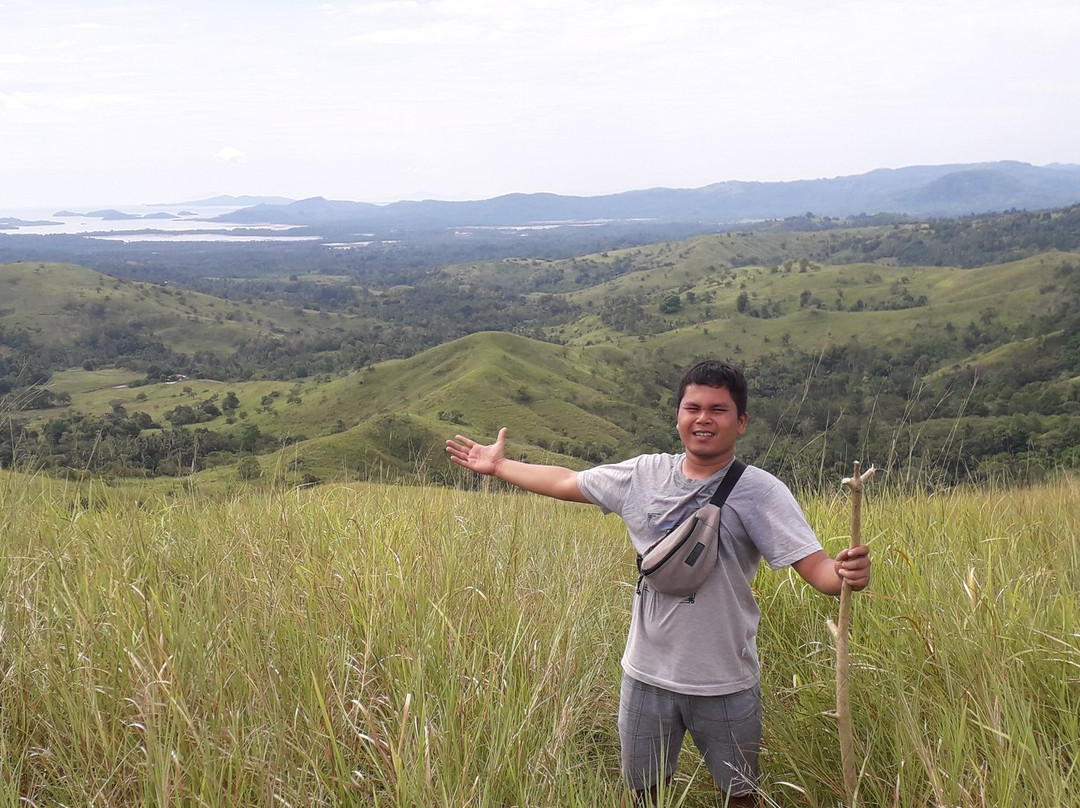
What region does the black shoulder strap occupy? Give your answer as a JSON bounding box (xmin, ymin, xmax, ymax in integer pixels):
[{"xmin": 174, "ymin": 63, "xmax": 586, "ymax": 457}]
[{"xmin": 707, "ymin": 458, "xmax": 746, "ymax": 508}]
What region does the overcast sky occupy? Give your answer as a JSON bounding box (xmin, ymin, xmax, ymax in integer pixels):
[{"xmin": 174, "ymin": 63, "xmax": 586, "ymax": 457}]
[{"xmin": 3, "ymin": 0, "xmax": 1078, "ymax": 210}]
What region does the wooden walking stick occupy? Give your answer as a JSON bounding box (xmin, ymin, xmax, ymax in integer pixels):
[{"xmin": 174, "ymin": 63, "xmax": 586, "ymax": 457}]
[{"xmin": 828, "ymin": 460, "xmax": 875, "ymax": 806}]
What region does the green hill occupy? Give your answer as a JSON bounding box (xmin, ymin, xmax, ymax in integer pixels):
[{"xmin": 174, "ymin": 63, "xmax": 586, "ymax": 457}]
[
  {"xmin": 3, "ymin": 214, "xmax": 1079, "ymax": 488},
  {"xmin": 0, "ymin": 262, "xmax": 302, "ymax": 352},
  {"xmin": 200, "ymin": 331, "xmax": 677, "ymax": 487},
  {"xmin": 0, "ymin": 261, "xmax": 376, "ymax": 383},
  {"xmin": 553, "ymin": 249, "xmax": 1072, "ymax": 362}
]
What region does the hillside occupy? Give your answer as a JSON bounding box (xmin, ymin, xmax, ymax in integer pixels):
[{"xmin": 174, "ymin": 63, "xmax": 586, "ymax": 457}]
[
  {"xmin": 2, "ymin": 208, "xmax": 1079, "ymax": 487},
  {"xmin": 0, "ymin": 262, "xmax": 312, "ymax": 353},
  {"xmin": 0, "ymin": 261, "xmax": 394, "ymax": 386},
  {"xmin": 245, "ymin": 332, "xmax": 674, "ymax": 486}
]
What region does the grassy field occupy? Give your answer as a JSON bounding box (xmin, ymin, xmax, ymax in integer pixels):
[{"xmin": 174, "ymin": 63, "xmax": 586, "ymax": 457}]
[{"xmin": 1, "ymin": 470, "xmax": 1077, "ymax": 806}]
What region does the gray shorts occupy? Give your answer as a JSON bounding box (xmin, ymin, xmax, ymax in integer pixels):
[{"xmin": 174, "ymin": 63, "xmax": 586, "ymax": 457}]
[{"xmin": 618, "ymin": 673, "xmax": 761, "ymax": 795}]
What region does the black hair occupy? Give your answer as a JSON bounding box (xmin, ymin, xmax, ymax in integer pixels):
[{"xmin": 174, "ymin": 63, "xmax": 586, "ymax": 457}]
[{"xmin": 676, "ymin": 360, "xmax": 748, "ymax": 416}]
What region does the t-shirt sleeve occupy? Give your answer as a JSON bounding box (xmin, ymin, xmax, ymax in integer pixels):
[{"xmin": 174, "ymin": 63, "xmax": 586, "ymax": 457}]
[
  {"xmin": 742, "ymin": 475, "xmax": 823, "ymax": 569},
  {"xmin": 577, "ymin": 457, "xmax": 640, "ymax": 515}
]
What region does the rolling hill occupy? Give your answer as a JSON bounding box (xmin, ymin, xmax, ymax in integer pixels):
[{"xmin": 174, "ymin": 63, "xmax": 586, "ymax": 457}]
[
  {"xmin": 0, "ymin": 260, "xmax": 388, "ymax": 381},
  {"xmin": 4, "ymin": 211, "xmax": 1077, "ymax": 489}
]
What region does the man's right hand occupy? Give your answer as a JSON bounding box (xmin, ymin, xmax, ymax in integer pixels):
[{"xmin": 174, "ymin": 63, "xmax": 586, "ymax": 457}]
[
  {"xmin": 446, "ymin": 427, "xmax": 508, "ymax": 476},
  {"xmin": 446, "ymin": 428, "xmax": 588, "ymax": 502}
]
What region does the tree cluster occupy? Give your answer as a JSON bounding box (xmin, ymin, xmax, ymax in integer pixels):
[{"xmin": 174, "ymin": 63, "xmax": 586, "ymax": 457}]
[{"xmin": 0, "ymin": 392, "xmax": 283, "ymax": 478}]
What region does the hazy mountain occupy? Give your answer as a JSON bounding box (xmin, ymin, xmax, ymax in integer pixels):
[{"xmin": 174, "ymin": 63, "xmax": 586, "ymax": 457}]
[
  {"xmin": 214, "ymin": 161, "xmax": 1080, "ymax": 229},
  {"xmin": 160, "ymin": 195, "xmax": 297, "ymax": 207}
]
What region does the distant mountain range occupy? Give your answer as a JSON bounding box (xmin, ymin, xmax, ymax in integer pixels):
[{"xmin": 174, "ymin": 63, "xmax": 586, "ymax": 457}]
[{"xmin": 214, "ymin": 161, "xmax": 1080, "ymax": 229}]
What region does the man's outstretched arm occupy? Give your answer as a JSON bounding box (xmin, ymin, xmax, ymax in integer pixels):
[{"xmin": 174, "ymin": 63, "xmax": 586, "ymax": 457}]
[{"xmin": 446, "ymin": 427, "xmax": 590, "ymax": 503}]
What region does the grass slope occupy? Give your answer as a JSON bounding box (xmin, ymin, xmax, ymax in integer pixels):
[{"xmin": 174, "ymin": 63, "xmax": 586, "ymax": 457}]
[
  {"xmin": 0, "ymin": 261, "xmax": 358, "ymax": 358},
  {"xmin": 21, "ymin": 329, "xmax": 683, "ymax": 488},
  {"xmin": 553, "ymin": 249, "xmax": 1071, "ymax": 362},
  {"xmin": 223, "ymin": 332, "xmax": 666, "ymax": 485}
]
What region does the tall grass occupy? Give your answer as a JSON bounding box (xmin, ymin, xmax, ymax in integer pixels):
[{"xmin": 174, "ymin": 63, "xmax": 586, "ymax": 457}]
[
  {"xmin": 769, "ymin": 479, "xmax": 1080, "ymax": 807},
  {"xmin": 1, "ymin": 471, "xmax": 1077, "ymax": 806}
]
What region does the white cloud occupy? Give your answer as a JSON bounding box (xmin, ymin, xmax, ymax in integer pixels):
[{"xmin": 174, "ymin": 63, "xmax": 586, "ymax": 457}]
[{"xmin": 214, "ymin": 147, "xmax": 248, "ymax": 165}]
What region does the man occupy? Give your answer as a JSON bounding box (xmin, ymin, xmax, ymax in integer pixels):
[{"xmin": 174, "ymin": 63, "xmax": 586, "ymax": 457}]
[{"xmin": 446, "ymin": 360, "xmax": 871, "ymax": 806}]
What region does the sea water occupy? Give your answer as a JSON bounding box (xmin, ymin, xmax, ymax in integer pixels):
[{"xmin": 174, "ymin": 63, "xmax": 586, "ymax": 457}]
[{"xmin": 0, "ymin": 204, "xmax": 315, "ymax": 242}]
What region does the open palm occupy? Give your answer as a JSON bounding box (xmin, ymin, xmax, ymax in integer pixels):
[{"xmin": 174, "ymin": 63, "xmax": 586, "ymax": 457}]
[{"xmin": 446, "ymin": 427, "xmax": 507, "ymax": 476}]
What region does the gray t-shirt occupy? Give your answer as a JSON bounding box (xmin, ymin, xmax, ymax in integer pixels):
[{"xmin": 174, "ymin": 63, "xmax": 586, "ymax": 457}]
[{"xmin": 577, "ymin": 453, "xmax": 822, "ymax": 696}]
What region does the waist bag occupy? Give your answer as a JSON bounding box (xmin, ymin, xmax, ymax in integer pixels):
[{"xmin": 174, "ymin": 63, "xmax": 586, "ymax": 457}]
[{"xmin": 636, "ymin": 459, "xmax": 746, "ymax": 597}]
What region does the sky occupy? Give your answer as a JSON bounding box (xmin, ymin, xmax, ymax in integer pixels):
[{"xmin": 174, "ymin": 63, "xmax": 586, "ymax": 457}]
[{"xmin": 2, "ymin": 0, "xmax": 1079, "ymax": 210}]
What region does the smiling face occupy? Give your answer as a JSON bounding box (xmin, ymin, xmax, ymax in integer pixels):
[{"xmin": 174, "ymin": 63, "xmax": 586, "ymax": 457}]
[{"xmin": 676, "ymin": 383, "xmax": 748, "ymax": 477}]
